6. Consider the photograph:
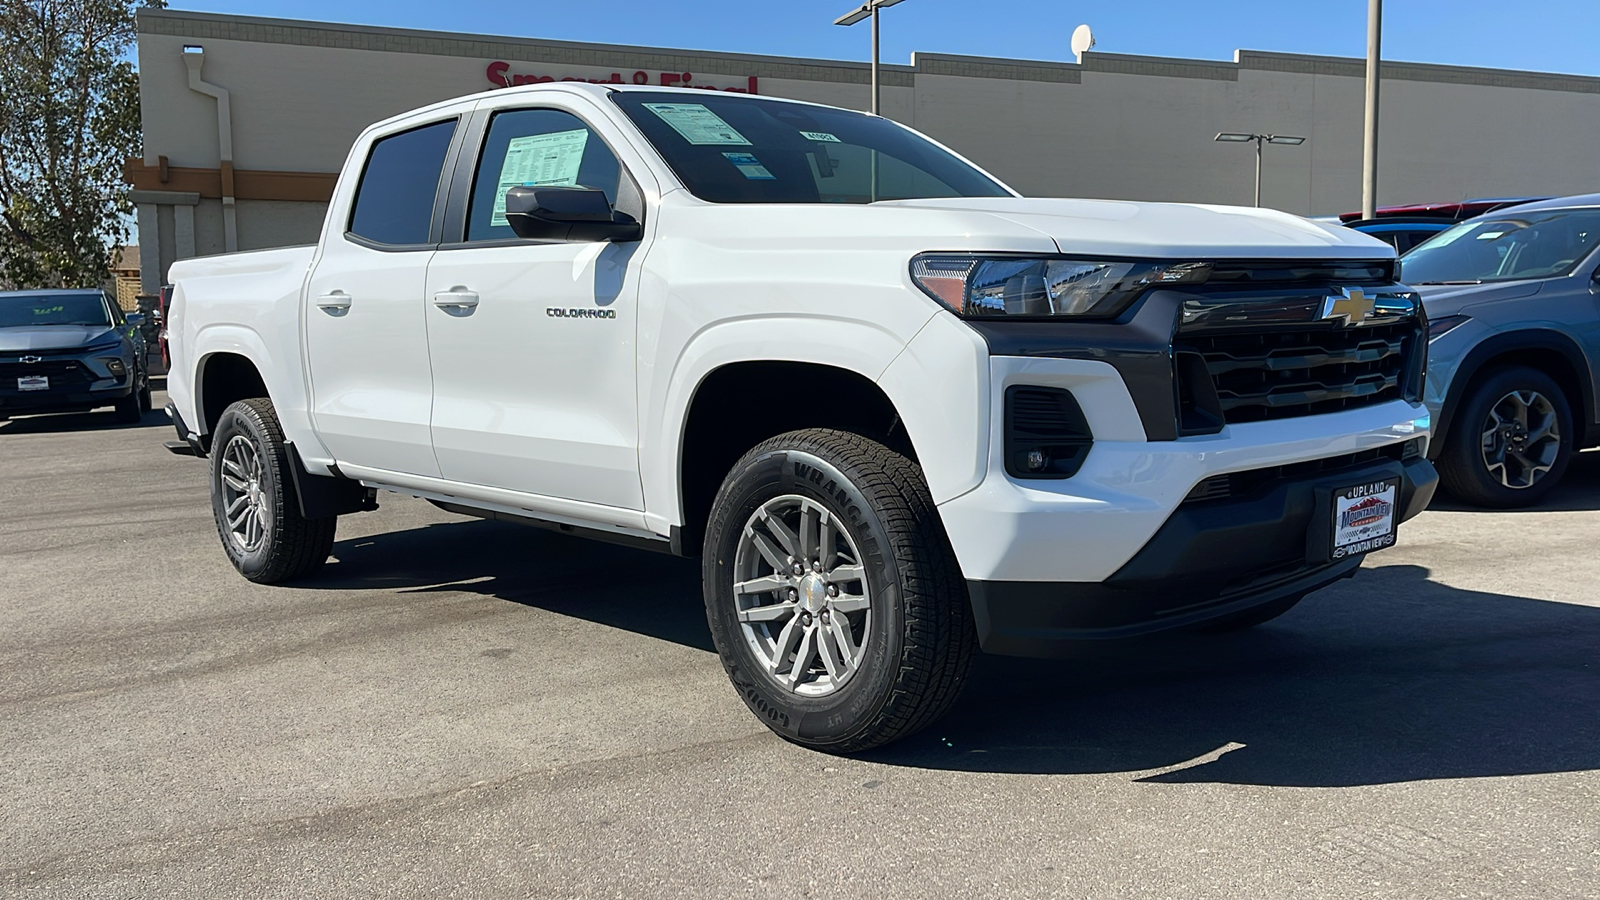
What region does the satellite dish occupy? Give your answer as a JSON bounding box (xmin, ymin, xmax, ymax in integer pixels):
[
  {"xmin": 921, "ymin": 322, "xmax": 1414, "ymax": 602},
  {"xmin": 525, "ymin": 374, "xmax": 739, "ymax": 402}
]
[{"xmin": 1071, "ymin": 24, "xmax": 1096, "ymax": 63}]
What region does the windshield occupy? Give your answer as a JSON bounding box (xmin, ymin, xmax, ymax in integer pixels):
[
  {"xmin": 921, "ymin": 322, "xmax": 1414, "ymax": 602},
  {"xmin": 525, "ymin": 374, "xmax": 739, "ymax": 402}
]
[
  {"xmin": 611, "ymin": 92, "xmax": 1012, "ymax": 204},
  {"xmin": 1401, "ymin": 208, "xmax": 1600, "ymax": 284},
  {"xmin": 0, "ymin": 293, "xmax": 112, "ymax": 328}
]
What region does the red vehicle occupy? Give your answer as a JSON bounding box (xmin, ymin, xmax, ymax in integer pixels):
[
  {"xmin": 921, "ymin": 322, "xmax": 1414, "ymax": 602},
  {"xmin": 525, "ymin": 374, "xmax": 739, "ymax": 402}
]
[
  {"xmin": 157, "ymin": 284, "xmax": 173, "ymax": 372},
  {"xmin": 1337, "ymin": 197, "xmax": 1547, "ymax": 225}
]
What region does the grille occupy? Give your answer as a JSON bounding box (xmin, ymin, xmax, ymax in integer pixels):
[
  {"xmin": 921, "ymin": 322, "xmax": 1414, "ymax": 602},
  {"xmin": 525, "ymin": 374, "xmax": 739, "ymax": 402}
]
[
  {"xmin": 1178, "ymin": 321, "xmax": 1417, "ymax": 425},
  {"xmin": 0, "ymin": 360, "xmax": 93, "ymax": 387}
]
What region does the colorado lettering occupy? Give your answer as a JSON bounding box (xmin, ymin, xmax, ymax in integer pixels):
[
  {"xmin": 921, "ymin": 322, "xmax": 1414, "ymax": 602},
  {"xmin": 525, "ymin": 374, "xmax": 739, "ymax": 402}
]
[{"xmin": 546, "ymin": 307, "xmax": 616, "ymax": 319}]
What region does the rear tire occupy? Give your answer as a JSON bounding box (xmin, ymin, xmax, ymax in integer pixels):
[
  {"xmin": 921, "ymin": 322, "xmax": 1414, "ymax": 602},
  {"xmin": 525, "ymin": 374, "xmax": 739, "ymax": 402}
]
[
  {"xmin": 1439, "ymin": 366, "xmax": 1572, "ymax": 508},
  {"xmin": 210, "ymin": 397, "xmax": 337, "ymax": 584},
  {"xmin": 702, "ymin": 428, "xmax": 975, "ymax": 753}
]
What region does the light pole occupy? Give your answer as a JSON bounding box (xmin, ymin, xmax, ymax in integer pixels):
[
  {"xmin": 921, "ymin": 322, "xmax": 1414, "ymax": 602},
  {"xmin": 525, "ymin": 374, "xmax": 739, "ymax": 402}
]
[
  {"xmin": 1362, "ymin": 0, "xmax": 1383, "ymax": 219},
  {"xmin": 834, "ymin": 0, "xmax": 907, "ymax": 115},
  {"xmin": 1215, "ymin": 132, "xmax": 1306, "ymax": 208}
]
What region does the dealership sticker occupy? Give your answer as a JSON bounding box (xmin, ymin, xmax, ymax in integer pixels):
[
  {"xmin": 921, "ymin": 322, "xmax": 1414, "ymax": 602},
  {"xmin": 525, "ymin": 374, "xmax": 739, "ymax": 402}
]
[
  {"xmin": 643, "ymin": 103, "xmax": 751, "ymax": 145},
  {"xmin": 1332, "ymin": 479, "xmax": 1398, "ymax": 559},
  {"xmin": 491, "ymin": 129, "xmax": 590, "ymax": 226},
  {"xmin": 722, "ymin": 152, "xmax": 775, "ymax": 180},
  {"xmin": 800, "ymin": 131, "xmax": 840, "ymax": 143}
]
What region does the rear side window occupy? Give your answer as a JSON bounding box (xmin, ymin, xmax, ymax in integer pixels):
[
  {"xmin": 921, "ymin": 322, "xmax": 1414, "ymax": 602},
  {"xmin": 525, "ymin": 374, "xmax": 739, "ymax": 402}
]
[{"xmin": 348, "ymin": 120, "xmax": 457, "ymax": 246}]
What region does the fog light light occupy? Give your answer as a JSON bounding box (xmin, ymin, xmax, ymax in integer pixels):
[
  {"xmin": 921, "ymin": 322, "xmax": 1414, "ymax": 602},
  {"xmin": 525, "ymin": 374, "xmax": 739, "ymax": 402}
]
[
  {"xmin": 105, "ymin": 358, "xmax": 127, "ymax": 378},
  {"xmin": 1025, "ymin": 448, "xmax": 1048, "ymax": 471}
]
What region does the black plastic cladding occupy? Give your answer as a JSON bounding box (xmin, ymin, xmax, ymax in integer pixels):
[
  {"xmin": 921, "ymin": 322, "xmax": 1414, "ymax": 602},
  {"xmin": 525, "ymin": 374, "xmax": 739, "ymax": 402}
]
[{"xmin": 964, "ymin": 260, "xmax": 1419, "ymax": 442}]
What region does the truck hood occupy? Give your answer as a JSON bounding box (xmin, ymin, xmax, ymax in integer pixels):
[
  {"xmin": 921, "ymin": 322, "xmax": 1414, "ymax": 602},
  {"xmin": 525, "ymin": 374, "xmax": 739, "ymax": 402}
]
[
  {"xmin": 1413, "ymin": 280, "xmax": 1543, "ymax": 318},
  {"xmin": 877, "ymin": 198, "xmax": 1395, "ymax": 260},
  {"xmin": 0, "ymin": 324, "xmax": 120, "ymax": 352}
]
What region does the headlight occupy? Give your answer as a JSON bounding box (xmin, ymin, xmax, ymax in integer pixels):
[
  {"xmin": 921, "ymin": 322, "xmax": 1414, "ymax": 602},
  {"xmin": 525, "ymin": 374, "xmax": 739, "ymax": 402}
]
[
  {"xmin": 83, "ymin": 337, "xmax": 123, "ymax": 352},
  {"xmin": 1427, "ymin": 314, "xmax": 1470, "ymax": 340},
  {"xmin": 911, "ymin": 255, "xmax": 1212, "ymax": 319}
]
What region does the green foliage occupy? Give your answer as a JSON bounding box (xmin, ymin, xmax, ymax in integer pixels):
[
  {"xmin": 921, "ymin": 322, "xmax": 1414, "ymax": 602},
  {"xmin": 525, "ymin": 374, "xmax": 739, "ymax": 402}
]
[{"xmin": 0, "ymin": 0, "xmax": 163, "ymax": 290}]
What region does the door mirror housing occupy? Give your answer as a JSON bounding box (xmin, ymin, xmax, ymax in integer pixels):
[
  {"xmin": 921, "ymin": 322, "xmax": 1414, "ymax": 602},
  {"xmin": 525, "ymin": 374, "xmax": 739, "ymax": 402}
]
[
  {"xmin": 125, "ymin": 312, "xmax": 146, "ymax": 327},
  {"xmin": 504, "ymin": 185, "xmax": 641, "ymax": 243}
]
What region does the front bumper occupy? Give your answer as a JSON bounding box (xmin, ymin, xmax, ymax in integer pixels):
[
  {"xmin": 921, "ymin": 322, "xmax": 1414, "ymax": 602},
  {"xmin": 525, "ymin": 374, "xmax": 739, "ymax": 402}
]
[
  {"xmin": 0, "ymin": 382, "xmax": 134, "ymax": 414},
  {"xmin": 968, "ymin": 454, "xmax": 1436, "ymax": 656}
]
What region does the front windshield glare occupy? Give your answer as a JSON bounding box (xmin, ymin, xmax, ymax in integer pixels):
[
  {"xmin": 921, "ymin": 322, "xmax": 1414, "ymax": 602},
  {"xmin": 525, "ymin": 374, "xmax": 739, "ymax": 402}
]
[
  {"xmin": 0, "ymin": 294, "xmax": 112, "ymax": 328},
  {"xmin": 1401, "ymin": 208, "xmax": 1600, "ymax": 284},
  {"xmin": 611, "ymin": 92, "xmax": 1012, "ymax": 204}
]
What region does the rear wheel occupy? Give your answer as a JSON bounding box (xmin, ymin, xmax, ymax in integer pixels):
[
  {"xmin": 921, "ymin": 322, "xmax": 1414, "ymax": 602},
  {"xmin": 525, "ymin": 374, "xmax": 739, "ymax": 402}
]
[
  {"xmin": 1439, "ymin": 366, "xmax": 1572, "ymax": 508},
  {"xmin": 210, "ymin": 397, "xmax": 337, "ymax": 583},
  {"xmin": 137, "ymin": 372, "xmax": 152, "ymax": 413},
  {"xmin": 702, "ymin": 428, "xmax": 975, "ymax": 753}
]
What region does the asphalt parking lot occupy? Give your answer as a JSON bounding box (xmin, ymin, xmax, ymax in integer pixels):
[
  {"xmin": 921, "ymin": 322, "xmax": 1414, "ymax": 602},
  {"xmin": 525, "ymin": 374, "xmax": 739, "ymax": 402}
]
[{"xmin": 2, "ymin": 388, "xmax": 1597, "ymax": 899}]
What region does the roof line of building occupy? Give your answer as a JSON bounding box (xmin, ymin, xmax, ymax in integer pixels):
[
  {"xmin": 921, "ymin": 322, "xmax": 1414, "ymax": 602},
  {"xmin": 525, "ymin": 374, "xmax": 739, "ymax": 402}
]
[{"xmin": 139, "ymin": 8, "xmax": 1600, "ymax": 94}]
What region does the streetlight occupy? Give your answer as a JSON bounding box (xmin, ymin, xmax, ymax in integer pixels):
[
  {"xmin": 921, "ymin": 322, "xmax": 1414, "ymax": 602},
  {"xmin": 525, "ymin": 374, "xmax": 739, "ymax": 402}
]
[
  {"xmin": 834, "ymin": 0, "xmax": 907, "ymax": 116},
  {"xmin": 1362, "ymin": 0, "xmax": 1383, "ymax": 219},
  {"xmin": 1215, "ymin": 132, "xmax": 1306, "ymax": 208}
]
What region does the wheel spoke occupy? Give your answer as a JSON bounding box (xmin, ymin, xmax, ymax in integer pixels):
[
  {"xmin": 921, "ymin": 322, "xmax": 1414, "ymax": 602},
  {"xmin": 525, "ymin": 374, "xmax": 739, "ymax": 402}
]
[
  {"xmin": 818, "ymin": 515, "xmax": 836, "ymax": 571},
  {"xmin": 817, "ymin": 624, "xmax": 844, "ymax": 679},
  {"xmin": 830, "ymin": 593, "xmax": 870, "ymax": 614},
  {"xmin": 739, "ymin": 600, "xmax": 798, "ymax": 624},
  {"xmin": 785, "ymin": 626, "xmax": 819, "ymax": 689},
  {"xmin": 225, "ymin": 494, "xmax": 249, "ymax": 516},
  {"xmin": 746, "ymin": 529, "xmax": 789, "ymax": 573},
  {"xmin": 734, "ymin": 574, "xmax": 788, "ymax": 596},
  {"xmin": 828, "ymin": 615, "xmax": 858, "ymax": 669},
  {"xmin": 222, "ymin": 474, "xmax": 248, "ymax": 492},
  {"xmin": 828, "ymin": 564, "xmax": 865, "ymax": 585},
  {"xmin": 759, "ymin": 509, "xmax": 802, "ymax": 559},
  {"xmin": 767, "ymin": 616, "xmax": 802, "ymax": 674},
  {"xmin": 223, "ymin": 457, "xmax": 247, "ymax": 479},
  {"xmin": 227, "ymin": 505, "xmax": 250, "ymax": 530},
  {"xmin": 798, "ymin": 503, "xmax": 818, "ymax": 563}
]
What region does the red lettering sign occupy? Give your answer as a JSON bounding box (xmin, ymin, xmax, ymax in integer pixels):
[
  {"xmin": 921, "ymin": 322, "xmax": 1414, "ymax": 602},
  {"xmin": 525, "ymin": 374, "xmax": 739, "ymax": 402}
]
[{"xmin": 486, "ymin": 61, "xmax": 757, "ymax": 95}]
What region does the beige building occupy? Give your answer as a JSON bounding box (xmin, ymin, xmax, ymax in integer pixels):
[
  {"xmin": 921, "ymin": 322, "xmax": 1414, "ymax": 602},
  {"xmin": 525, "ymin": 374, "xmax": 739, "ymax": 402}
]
[{"xmin": 132, "ymin": 8, "xmax": 1600, "ymax": 292}]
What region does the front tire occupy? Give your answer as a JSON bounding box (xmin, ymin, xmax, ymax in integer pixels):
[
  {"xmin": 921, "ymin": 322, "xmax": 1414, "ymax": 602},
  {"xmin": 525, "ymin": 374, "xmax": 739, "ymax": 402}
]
[
  {"xmin": 113, "ymin": 390, "xmax": 142, "ymax": 424},
  {"xmin": 702, "ymin": 428, "xmax": 975, "ymax": 753},
  {"xmin": 209, "ymin": 397, "xmax": 337, "ymax": 583},
  {"xmin": 1438, "ymin": 366, "xmax": 1573, "ymax": 508}
]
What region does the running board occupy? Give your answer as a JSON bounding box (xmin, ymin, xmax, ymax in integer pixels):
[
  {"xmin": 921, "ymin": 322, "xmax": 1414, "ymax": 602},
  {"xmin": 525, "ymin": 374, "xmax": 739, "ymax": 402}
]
[{"xmin": 428, "ymin": 500, "xmax": 675, "ymax": 556}]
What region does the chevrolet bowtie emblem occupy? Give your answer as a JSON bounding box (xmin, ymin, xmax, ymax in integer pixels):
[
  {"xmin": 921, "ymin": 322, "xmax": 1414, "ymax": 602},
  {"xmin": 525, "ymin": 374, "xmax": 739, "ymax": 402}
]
[
  {"xmin": 1323, "ymin": 287, "xmax": 1375, "ymax": 326},
  {"xmin": 20, "ymin": 355, "xmax": 42, "ymax": 364}
]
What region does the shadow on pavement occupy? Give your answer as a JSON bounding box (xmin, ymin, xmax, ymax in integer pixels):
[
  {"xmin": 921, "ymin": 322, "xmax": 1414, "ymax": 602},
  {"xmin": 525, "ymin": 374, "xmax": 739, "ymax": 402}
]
[
  {"xmin": 0, "ymin": 407, "xmax": 169, "ymax": 434},
  {"xmin": 304, "ymin": 517, "xmax": 1600, "ymax": 788},
  {"xmin": 1428, "ymin": 447, "xmax": 1600, "ymax": 513}
]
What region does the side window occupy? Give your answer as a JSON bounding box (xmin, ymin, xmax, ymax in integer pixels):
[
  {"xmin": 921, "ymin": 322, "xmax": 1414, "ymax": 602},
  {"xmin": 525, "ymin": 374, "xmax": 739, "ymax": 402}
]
[
  {"xmin": 466, "ymin": 109, "xmax": 622, "ymax": 242},
  {"xmin": 348, "ymin": 119, "xmax": 457, "ymax": 246}
]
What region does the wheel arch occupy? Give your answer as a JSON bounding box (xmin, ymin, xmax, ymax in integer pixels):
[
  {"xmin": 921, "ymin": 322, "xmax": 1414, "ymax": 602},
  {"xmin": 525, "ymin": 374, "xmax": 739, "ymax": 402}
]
[
  {"xmin": 675, "ymin": 360, "xmax": 918, "ymax": 556},
  {"xmin": 1433, "ymin": 328, "xmax": 1596, "ymax": 458},
  {"xmin": 195, "ymin": 349, "xmax": 271, "ymax": 451}
]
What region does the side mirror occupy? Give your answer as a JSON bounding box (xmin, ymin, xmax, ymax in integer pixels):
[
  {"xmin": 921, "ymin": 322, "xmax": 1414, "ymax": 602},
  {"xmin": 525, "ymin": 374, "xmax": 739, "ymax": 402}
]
[
  {"xmin": 125, "ymin": 312, "xmax": 146, "ymax": 327},
  {"xmin": 504, "ymin": 185, "xmax": 641, "ymax": 243}
]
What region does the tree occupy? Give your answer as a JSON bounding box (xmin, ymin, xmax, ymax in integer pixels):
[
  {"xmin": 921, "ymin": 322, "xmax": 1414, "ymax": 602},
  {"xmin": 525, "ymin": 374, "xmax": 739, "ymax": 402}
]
[{"xmin": 0, "ymin": 0, "xmax": 163, "ymax": 290}]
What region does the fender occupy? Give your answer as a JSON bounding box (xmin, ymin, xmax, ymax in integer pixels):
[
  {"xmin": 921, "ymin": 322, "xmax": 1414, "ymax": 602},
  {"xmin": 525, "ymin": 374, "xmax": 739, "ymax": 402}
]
[
  {"xmin": 192, "ymin": 324, "xmax": 333, "ymax": 471},
  {"xmin": 640, "ymin": 314, "xmax": 930, "ymax": 538},
  {"xmin": 1434, "ymin": 328, "xmax": 1597, "ymax": 457}
]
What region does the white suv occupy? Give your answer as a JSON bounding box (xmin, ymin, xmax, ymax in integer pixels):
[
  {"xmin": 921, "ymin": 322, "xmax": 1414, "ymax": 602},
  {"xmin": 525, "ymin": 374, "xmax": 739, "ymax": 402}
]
[{"xmin": 164, "ymin": 84, "xmax": 1437, "ymax": 751}]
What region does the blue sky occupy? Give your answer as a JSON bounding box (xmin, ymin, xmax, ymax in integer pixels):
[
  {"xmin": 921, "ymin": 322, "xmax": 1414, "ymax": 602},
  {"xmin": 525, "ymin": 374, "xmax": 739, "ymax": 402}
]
[{"xmin": 167, "ymin": 0, "xmax": 1600, "ymax": 77}]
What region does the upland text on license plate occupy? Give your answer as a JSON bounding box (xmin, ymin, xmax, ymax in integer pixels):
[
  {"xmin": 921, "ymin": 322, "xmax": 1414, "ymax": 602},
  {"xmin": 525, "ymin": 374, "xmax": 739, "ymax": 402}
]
[{"xmin": 1332, "ymin": 477, "xmax": 1398, "ymax": 559}]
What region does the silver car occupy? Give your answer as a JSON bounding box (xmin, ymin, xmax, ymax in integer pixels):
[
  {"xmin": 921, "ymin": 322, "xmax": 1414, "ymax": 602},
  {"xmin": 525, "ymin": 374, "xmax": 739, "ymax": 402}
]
[{"xmin": 1406, "ymin": 194, "xmax": 1600, "ymax": 507}]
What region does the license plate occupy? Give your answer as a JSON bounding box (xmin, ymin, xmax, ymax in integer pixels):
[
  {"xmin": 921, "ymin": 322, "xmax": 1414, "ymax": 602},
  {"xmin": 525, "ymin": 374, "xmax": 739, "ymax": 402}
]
[
  {"xmin": 1332, "ymin": 477, "xmax": 1399, "ymax": 559},
  {"xmin": 17, "ymin": 375, "xmax": 47, "ymax": 392}
]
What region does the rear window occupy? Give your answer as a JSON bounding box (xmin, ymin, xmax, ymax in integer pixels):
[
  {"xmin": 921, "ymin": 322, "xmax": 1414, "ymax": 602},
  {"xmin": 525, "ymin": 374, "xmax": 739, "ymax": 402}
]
[
  {"xmin": 348, "ymin": 119, "xmax": 457, "ymax": 246},
  {"xmin": 610, "ymin": 91, "xmax": 1010, "ymax": 204}
]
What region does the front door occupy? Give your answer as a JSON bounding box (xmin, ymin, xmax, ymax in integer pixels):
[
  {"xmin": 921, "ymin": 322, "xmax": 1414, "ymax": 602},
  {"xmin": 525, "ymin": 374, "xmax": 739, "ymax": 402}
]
[
  {"xmin": 424, "ymin": 106, "xmax": 645, "ymax": 509},
  {"xmin": 304, "ymin": 118, "xmax": 456, "ymax": 477}
]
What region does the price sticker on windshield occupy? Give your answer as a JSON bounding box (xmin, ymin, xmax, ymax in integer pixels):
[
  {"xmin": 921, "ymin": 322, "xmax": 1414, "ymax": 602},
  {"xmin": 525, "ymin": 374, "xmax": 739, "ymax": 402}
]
[{"xmin": 643, "ymin": 103, "xmax": 751, "ymax": 145}]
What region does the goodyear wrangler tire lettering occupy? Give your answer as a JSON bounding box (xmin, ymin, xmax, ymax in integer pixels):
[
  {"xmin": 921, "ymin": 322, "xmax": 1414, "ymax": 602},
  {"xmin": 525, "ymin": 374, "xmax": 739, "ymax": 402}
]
[{"xmin": 702, "ymin": 428, "xmax": 976, "ymax": 753}]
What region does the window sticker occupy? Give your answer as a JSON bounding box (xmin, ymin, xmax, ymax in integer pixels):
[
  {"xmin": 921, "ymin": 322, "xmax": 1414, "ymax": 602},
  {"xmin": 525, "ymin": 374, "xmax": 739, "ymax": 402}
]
[
  {"xmin": 490, "ymin": 129, "xmax": 590, "ymax": 227},
  {"xmin": 722, "ymin": 152, "xmax": 775, "ymax": 180},
  {"xmin": 643, "ymin": 102, "xmax": 751, "ymax": 145},
  {"xmin": 800, "ymin": 131, "xmax": 840, "ymax": 143}
]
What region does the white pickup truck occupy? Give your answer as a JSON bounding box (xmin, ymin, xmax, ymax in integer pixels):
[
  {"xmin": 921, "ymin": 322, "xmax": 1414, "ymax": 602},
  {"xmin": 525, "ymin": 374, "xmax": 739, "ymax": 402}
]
[{"xmin": 165, "ymin": 83, "xmax": 1436, "ymax": 751}]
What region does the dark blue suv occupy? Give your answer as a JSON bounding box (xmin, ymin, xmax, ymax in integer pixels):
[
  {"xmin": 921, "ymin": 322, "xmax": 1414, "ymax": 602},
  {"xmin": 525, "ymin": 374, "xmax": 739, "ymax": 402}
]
[{"xmin": 0, "ymin": 289, "xmax": 151, "ymax": 424}]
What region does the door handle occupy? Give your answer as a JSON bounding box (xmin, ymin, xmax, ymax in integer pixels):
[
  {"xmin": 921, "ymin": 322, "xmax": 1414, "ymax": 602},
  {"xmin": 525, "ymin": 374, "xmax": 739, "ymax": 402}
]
[
  {"xmin": 315, "ymin": 291, "xmax": 352, "ymax": 311},
  {"xmin": 432, "ymin": 289, "xmax": 480, "ymax": 310}
]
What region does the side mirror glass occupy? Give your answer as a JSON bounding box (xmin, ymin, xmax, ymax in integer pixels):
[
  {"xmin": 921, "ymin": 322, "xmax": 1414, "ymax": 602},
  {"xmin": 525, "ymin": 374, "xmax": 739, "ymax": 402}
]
[
  {"xmin": 125, "ymin": 312, "xmax": 146, "ymax": 327},
  {"xmin": 504, "ymin": 185, "xmax": 641, "ymax": 243}
]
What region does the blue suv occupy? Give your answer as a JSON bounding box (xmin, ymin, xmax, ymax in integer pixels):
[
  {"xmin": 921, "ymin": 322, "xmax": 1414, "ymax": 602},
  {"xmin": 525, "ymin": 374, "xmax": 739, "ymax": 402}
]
[
  {"xmin": 0, "ymin": 289, "xmax": 151, "ymax": 424},
  {"xmin": 1405, "ymin": 194, "xmax": 1600, "ymax": 507}
]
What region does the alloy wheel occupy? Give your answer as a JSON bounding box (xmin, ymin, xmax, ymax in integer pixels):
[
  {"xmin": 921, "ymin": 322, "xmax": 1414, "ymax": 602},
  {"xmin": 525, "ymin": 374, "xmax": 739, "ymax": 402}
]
[
  {"xmin": 219, "ymin": 434, "xmax": 270, "ymax": 553},
  {"xmin": 1479, "ymin": 389, "xmax": 1560, "ymax": 489},
  {"xmin": 732, "ymin": 495, "xmax": 871, "ymax": 697}
]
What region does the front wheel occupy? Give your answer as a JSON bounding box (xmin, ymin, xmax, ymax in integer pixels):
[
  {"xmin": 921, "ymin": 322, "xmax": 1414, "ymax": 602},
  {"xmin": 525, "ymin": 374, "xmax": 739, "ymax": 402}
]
[
  {"xmin": 209, "ymin": 397, "xmax": 337, "ymax": 583},
  {"xmin": 702, "ymin": 428, "xmax": 975, "ymax": 753},
  {"xmin": 1438, "ymin": 366, "xmax": 1573, "ymax": 508}
]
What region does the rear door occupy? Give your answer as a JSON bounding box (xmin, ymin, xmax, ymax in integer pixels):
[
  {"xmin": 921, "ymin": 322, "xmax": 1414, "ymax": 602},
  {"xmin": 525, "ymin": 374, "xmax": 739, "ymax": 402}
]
[
  {"xmin": 422, "ymin": 101, "xmax": 650, "ymax": 509},
  {"xmin": 304, "ymin": 116, "xmax": 459, "ymax": 476}
]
